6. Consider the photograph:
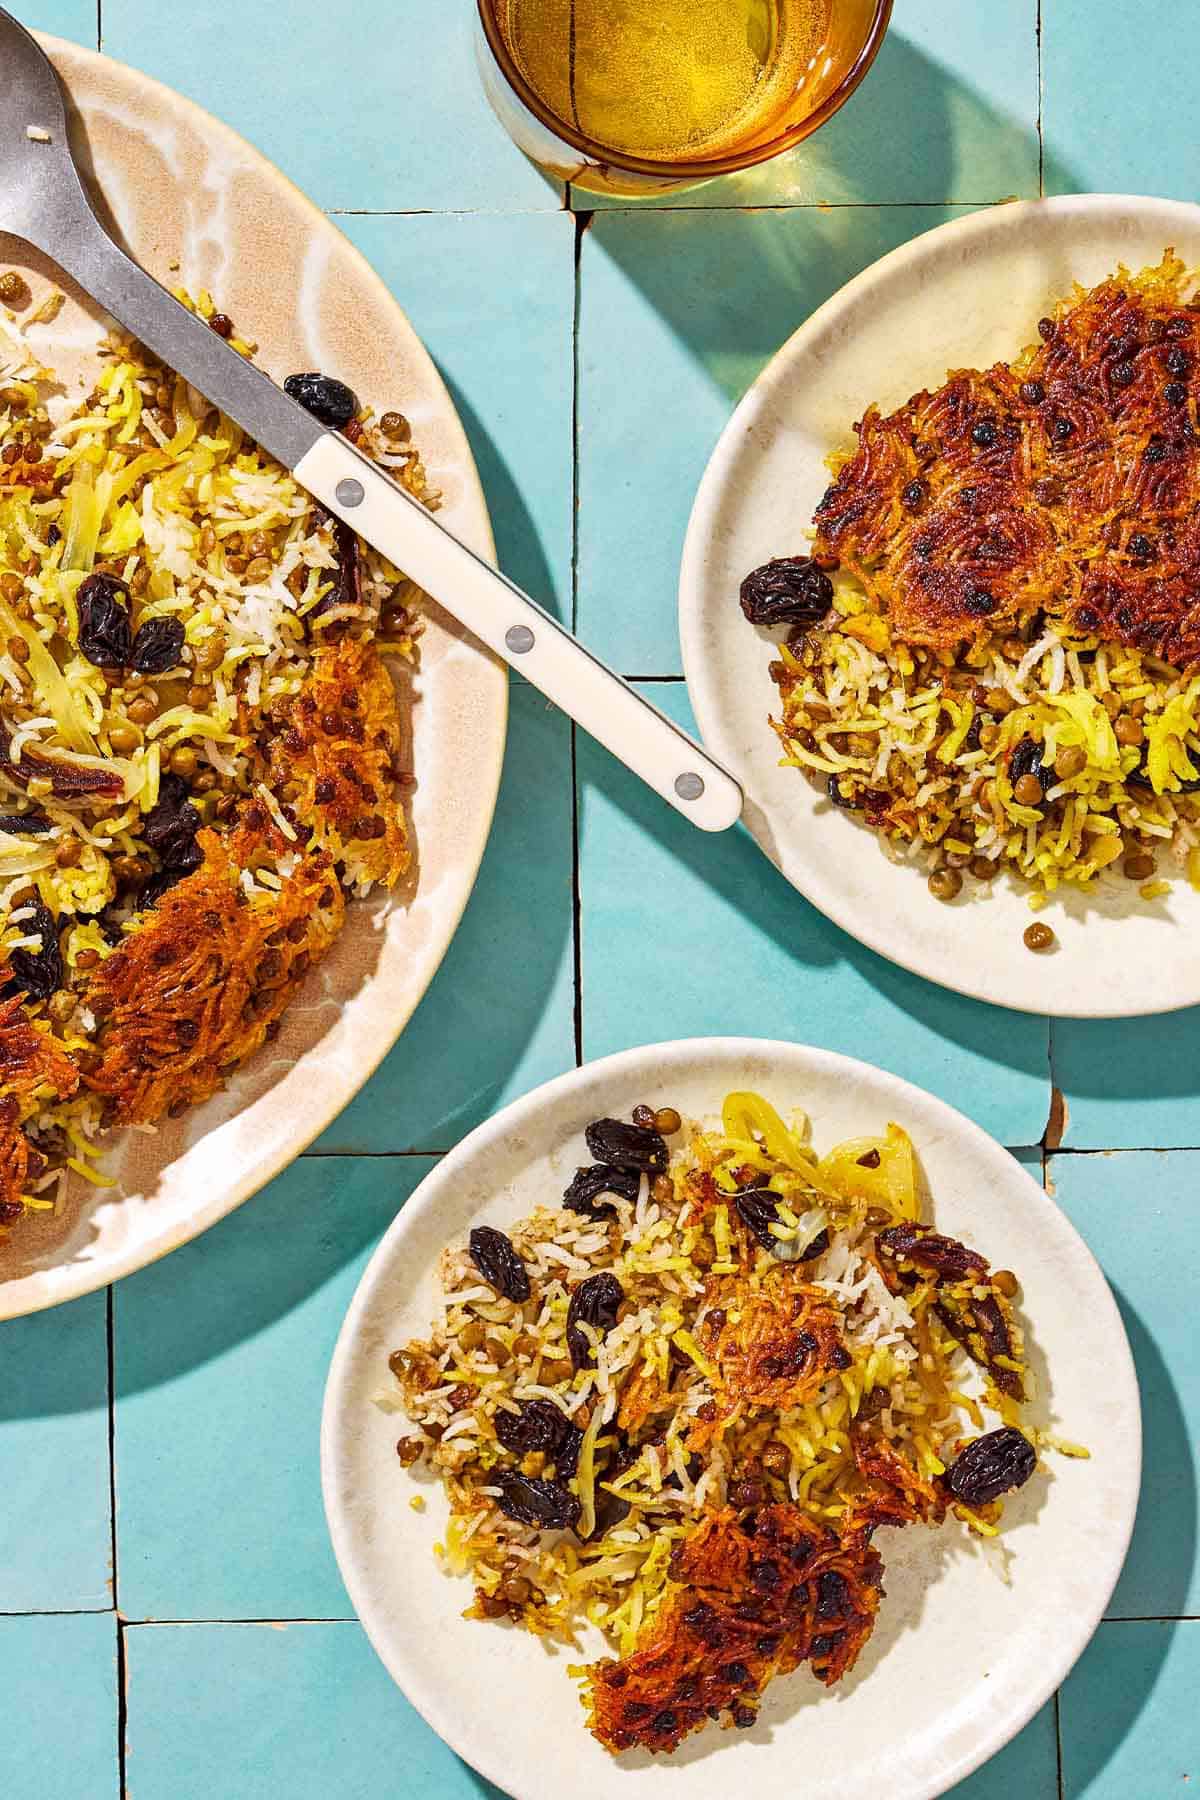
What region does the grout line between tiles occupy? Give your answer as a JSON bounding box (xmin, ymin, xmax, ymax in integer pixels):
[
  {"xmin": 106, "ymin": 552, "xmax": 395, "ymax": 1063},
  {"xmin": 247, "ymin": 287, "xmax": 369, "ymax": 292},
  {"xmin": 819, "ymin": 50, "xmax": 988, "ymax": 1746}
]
[
  {"xmin": 95, "ymin": 0, "xmax": 102, "ymax": 52},
  {"xmin": 106, "ymin": 1284, "xmax": 118, "ymax": 1614},
  {"xmin": 0, "ymin": 1606, "xmax": 115, "ymax": 1618},
  {"xmin": 120, "ymin": 1616, "xmax": 358, "ymax": 1628},
  {"xmin": 302, "ymin": 1147, "xmax": 449, "ymax": 1158},
  {"xmin": 1054, "ymin": 1688, "xmax": 1065, "ymax": 1800},
  {"xmin": 569, "ymin": 211, "xmax": 589, "ymax": 1067},
  {"xmin": 1036, "ymin": 0, "xmax": 1045, "ymax": 198},
  {"xmin": 116, "ymin": 1618, "xmax": 128, "ymax": 1798}
]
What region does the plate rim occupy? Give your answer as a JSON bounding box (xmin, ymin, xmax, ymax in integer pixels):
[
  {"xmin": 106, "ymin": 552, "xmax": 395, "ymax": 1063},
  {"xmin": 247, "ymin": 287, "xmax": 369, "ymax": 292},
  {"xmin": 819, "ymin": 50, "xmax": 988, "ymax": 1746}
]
[
  {"xmin": 3, "ymin": 35, "xmax": 508, "ymax": 1318},
  {"xmin": 679, "ymin": 191, "xmax": 1200, "ymax": 1018},
  {"xmin": 321, "ymin": 1034, "xmax": 1142, "ymax": 1800}
]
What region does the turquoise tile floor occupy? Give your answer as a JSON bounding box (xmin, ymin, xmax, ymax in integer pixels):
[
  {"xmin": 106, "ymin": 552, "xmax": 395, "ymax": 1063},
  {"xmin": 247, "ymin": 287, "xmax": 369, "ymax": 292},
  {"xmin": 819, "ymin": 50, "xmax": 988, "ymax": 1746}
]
[{"xmin": 4, "ymin": 0, "xmax": 1200, "ymax": 1795}]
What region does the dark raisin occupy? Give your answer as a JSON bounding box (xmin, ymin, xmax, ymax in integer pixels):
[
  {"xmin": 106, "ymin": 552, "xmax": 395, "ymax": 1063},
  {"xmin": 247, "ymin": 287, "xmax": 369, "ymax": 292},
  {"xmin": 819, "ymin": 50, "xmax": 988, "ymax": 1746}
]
[
  {"xmin": 913, "ymin": 534, "xmax": 933, "ymax": 560},
  {"xmin": 283, "ymin": 372, "xmax": 359, "ymax": 430},
  {"xmin": 799, "ymin": 1227, "xmax": 830, "ymax": 1261},
  {"xmin": 750, "ymin": 1558, "xmax": 781, "ymax": 1591},
  {"xmin": 76, "ymin": 572, "xmax": 132, "ymax": 667},
  {"xmin": 944, "ymin": 1426, "xmax": 1037, "ymax": 1507},
  {"xmin": 143, "ymin": 774, "xmax": 201, "ymax": 872},
  {"xmin": 7, "ymin": 895, "xmax": 62, "ymax": 1000},
  {"xmin": 651, "ymin": 1711, "xmax": 678, "ymax": 1736},
  {"xmin": 1008, "ymin": 736, "xmax": 1045, "ymax": 792},
  {"xmin": 1075, "ymin": 605, "xmax": 1099, "ymax": 629},
  {"xmin": 755, "ymin": 1635, "xmax": 779, "ymax": 1655},
  {"xmin": 811, "ymin": 1634, "xmax": 833, "ymax": 1658},
  {"xmin": 494, "ymin": 1400, "xmax": 583, "ymax": 1478},
  {"xmin": 1128, "ymin": 534, "xmax": 1154, "ymax": 560},
  {"xmin": 566, "ymin": 1271, "xmax": 624, "ymax": 1369},
  {"xmin": 492, "ymin": 1470, "xmax": 580, "ymax": 1532},
  {"xmin": 130, "ymin": 615, "xmax": 185, "ymax": 675},
  {"xmin": 683, "ymin": 1601, "xmax": 715, "ymax": 1632},
  {"xmin": 1165, "ymin": 381, "xmax": 1187, "ymax": 407},
  {"xmin": 958, "ymin": 486, "xmax": 977, "ymax": 507},
  {"xmin": 1111, "ymin": 360, "xmax": 1136, "ymax": 389},
  {"xmin": 584, "ymin": 1117, "xmax": 667, "ymax": 1173},
  {"xmin": 1145, "ymin": 440, "xmax": 1168, "ymax": 462},
  {"xmin": 0, "ymin": 811, "xmax": 51, "ymax": 834},
  {"xmin": 738, "ymin": 557, "xmax": 834, "ymax": 629},
  {"xmin": 1116, "ymin": 604, "xmax": 1135, "ymax": 630},
  {"xmin": 1052, "ymin": 416, "xmax": 1074, "ymax": 441},
  {"xmin": 817, "ymin": 1570, "xmax": 848, "ymax": 1620},
  {"xmin": 468, "ymin": 1225, "xmax": 531, "ymax": 1303},
  {"xmin": 1168, "ymin": 316, "xmax": 1192, "ymax": 338},
  {"xmin": 722, "ymin": 1661, "xmax": 751, "ymax": 1687},
  {"xmin": 1019, "ymin": 379, "xmax": 1045, "ymax": 405},
  {"xmin": 561, "ymin": 1162, "xmax": 640, "ymax": 1221},
  {"xmin": 1166, "ymin": 346, "xmax": 1190, "ymax": 376},
  {"xmin": 734, "ymin": 1184, "xmax": 781, "ymax": 1251},
  {"xmin": 965, "ymin": 588, "xmax": 996, "ymax": 616},
  {"xmin": 827, "ymin": 774, "xmax": 860, "ymax": 810},
  {"xmin": 1033, "ymin": 476, "xmax": 1064, "ymax": 504},
  {"xmin": 1037, "ymin": 316, "xmax": 1056, "ymax": 340},
  {"xmin": 732, "ymin": 1703, "xmax": 757, "ymax": 1729},
  {"xmin": 970, "ymin": 419, "xmax": 997, "ymax": 448},
  {"xmin": 901, "ymin": 478, "xmax": 926, "ymax": 509}
]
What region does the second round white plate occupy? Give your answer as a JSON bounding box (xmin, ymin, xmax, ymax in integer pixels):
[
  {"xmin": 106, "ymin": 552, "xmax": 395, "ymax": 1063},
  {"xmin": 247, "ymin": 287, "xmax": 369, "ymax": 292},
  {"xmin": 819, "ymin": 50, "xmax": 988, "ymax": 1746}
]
[
  {"xmin": 322, "ymin": 1038, "xmax": 1139, "ymax": 1800},
  {"xmin": 681, "ymin": 194, "xmax": 1200, "ymax": 1016}
]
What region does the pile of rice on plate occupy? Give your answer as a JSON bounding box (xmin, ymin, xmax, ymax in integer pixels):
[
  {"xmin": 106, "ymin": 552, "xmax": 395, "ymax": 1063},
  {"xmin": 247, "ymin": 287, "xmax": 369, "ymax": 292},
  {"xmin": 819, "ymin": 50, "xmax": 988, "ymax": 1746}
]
[
  {"xmin": 386, "ymin": 1091, "xmax": 1084, "ymax": 1757},
  {"xmin": 738, "ymin": 255, "xmax": 1200, "ymax": 948},
  {"xmin": 0, "ymin": 276, "xmax": 425, "ymax": 1233}
]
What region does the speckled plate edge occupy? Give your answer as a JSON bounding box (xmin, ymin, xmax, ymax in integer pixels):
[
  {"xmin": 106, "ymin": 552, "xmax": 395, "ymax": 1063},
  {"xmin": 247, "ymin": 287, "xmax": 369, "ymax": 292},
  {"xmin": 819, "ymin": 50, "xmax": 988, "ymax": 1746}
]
[
  {"xmin": 321, "ymin": 1038, "xmax": 1141, "ymax": 1800},
  {"xmin": 680, "ymin": 194, "xmax": 1200, "ymax": 1017},
  {"xmin": 0, "ymin": 37, "xmax": 507, "ymax": 1317}
]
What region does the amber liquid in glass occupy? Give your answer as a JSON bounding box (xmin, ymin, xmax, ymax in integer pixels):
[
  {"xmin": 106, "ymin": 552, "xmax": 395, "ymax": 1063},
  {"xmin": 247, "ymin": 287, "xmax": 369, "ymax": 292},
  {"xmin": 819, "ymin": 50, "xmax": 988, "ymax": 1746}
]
[{"xmin": 499, "ymin": 0, "xmax": 833, "ymax": 162}]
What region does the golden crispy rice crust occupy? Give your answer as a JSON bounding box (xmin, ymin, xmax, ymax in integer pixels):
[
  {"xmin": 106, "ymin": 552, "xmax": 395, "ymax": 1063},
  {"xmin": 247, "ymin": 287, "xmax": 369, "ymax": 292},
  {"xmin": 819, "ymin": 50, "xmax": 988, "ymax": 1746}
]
[{"xmin": 813, "ymin": 259, "xmax": 1200, "ymax": 664}]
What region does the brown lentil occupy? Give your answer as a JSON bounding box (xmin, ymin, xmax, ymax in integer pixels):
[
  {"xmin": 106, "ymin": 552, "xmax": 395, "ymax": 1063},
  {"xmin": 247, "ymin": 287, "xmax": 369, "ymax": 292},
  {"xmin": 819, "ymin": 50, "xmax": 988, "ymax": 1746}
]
[
  {"xmin": 108, "ymin": 723, "xmax": 140, "ymax": 755},
  {"xmin": 395, "ymin": 1436, "xmax": 424, "ymax": 1467},
  {"xmin": 761, "ymin": 1442, "xmax": 789, "ymax": 1476},
  {"xmin": 47, "ymin": 991, "xmax": 75, "ymax": 1027},
  {"xmin": 169, "ymin": 745, "xmax": 199, "ymax": 778},
  {"xmin": 653, "ymin": 1106, "xmax": 682, "ymax": 1135},
  {"xmin": 1123, "ymin": 852, "xmax": 1156, "ymax": 881},
  {"xmin": 0, "ymin": 572, "xmax": 23, "ymax": 604},
  {"xmin": 199, "ymin": 524, "xmax": 217, "ymax": 555},
  {"xmin": 54, "ymin": 837, "xmax": 82, "ymax": 868},
  {"xmin": 128, "ymin": 693, "xmax": 158, "ymax": 726},
  {"xmin": 194, "ymin": 637, "xmax": 225, "ymax": 671},
  {"xmin": 1023, "ymin": 922, "xmax": 1055, "ymax": 953},
  {"xmin": 1054, "ymin": 744, "xmax": 1088, "ymax": 780},
  {"xmin": 1114, "ymin": 715, "xmax": 1144, "ymax": 747},
  {"xmin": 6, "ymin": 634, "xmax": 29, "ymax": 664},
  {"xmin": 244, "ymin": 556, "xmax": 272, "ymax": 584},
  {"xmin": 75, "ymin": 949, "xmax": 100, "ymax": 972},
  {"xmin": 970, "ymin": 855, "xmax": 998, "ymax": 880},
  {"xmin": 0, "ymin": 272, "xmax": 31, "ymax": 308},
  {"xmin": 379, "ymin": 410, "xmax": 410, "ymax": 441},
  {"xmin": 992, "ymin": 1269, "xmax": 1019, "ymax": 1298},
  {"xmin": 1014, "ymin": 773, "xmax": 1045, "ymax": 806},
  {"xmin": 928, "ymin": 867, "xmax": 963, "ymax": 901}
]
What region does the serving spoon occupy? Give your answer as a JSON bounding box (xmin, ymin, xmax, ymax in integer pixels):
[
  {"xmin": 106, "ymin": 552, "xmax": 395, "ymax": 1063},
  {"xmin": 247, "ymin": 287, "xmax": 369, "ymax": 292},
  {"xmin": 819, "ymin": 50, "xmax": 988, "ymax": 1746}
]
[{"xmin": 0, "ymin": 8, "xmax": 743, "ymax": 831}]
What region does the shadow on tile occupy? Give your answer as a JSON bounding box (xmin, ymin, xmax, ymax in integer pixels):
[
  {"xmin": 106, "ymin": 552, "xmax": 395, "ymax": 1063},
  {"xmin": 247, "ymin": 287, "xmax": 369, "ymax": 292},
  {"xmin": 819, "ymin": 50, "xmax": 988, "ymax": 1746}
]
[
  {"xmin": 1051, "ymin": 1010, "xmax": 1200, "ymax": 1142},
  {"xmin": 578, "ymin": 705, "xmax": 1049, "ymax": 1095},
  {"xmin": 1107, "ymin": 1286, "xmax": 1198, "ymax": 1622},
  {"xmin": 446, "ymin": 380, "xmax": 560, "ymax": 615},
  {"xmin": 578, "ymin": 34, "xmax": 1082, "ymax": 360}
]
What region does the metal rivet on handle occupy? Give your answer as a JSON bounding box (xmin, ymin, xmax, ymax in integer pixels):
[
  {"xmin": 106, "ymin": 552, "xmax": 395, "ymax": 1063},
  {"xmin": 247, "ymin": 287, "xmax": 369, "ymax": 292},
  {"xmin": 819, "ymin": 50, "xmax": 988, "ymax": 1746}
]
[
  {"xmin": 335, "ymin": 477, "xmax": 364, "ymax": 507},
  {"xmin": 674, "ymin": 773, "xmax": 705, "ymax": 802},
  {"xmin": 505, "ymin": 624, "xmax": 535, "ymax": 655}
]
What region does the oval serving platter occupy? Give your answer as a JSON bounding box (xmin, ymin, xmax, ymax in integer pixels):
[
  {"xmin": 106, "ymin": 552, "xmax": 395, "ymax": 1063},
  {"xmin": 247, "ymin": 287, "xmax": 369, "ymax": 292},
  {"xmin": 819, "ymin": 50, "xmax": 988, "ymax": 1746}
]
[
  {"xmin": 323, "ymin": 1038, "xmax": 1140, "ymax": 1800},
  {"xmin": 681, "ymin": 194, "xmax": 1200, "ymax": 1017},
  {"xmin": 0, "ymin": 36, "xmax": 507, "ymax": 1318}
]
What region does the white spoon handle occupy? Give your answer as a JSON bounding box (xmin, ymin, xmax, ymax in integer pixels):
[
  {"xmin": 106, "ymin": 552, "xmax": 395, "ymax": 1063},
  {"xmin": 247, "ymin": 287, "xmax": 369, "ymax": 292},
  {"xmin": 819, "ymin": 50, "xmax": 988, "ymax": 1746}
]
[{"xmin": 295, "ymin": 434, "xmax": 744, "ymax": 832}]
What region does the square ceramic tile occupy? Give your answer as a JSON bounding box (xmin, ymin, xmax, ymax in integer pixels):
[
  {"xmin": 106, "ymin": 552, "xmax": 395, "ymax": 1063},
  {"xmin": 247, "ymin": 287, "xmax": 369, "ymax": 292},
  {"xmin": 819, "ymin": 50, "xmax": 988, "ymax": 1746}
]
[
  {"xmin": 0, "ymin": 1289, "xmax": 111, "ymax": 1611},
  {"xmin": 25, "ymin": 0, "xmax": 97, "ymax": 43},
  {"xmin": 314, "ymin": 683, "xmax": 576, "ymax": 1154},
  {"xmin": 576, "ymin": 205, "xmax": 974, "ymax": 674},
  {"xmin": 124, "ymin": 1621, "xmax": 502, "ymax": 1800},
  {"xmin": 947, "ymin": 1701, "xmax": 1058, "ymax": 1799},
  {"xmin": 577, "ymin": 680, "xmax": 1051, "ymax": 1148},
  {"xmin": 114, "ymin": 1156, "xmax": 435, "ymax": 1620},
  {"xmin": 1043, "ymin": 0, "xmax": 1200, "ymax": 202},
  {"xmin": 1060, "ymin": 1621, "xmax": 1200, "ymax": 1797},
  {"xmin": 339, "ymin": 211, "xmax": 575, "ymax": 614},
  {"xmin": 583, "ymin": 0, "xmax": 1040, "ymax": 209},
  {"xmin": 1051, "ymin": 1013, "xmax": 1200, "ymax": 1150},
  {"xmin": 1048, "ymin": 1150, "xmax": 1200, "ymax": 1619},
  {"xmin": 100, "ymin": 0, "xmax": 560, "ymax": 212},
  {"xmin": 0, "ymin": 1613, "xmax": 118, "ymax": 1800}
]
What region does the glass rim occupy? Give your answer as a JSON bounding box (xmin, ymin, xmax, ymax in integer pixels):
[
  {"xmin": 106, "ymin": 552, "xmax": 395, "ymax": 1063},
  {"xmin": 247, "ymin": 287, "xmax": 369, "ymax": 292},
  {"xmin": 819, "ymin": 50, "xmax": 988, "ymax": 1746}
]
[{"xmin": 476, "ymin": 0, "xmax": 895, "ymax": 182}]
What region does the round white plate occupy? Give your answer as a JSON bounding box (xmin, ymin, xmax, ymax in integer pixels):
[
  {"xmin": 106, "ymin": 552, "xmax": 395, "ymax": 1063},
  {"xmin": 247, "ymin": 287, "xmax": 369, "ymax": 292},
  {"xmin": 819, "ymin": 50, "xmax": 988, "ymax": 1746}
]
[
  {"xmin": 322, "ymin": 1038, "xmax": 1140, "ymax": 1800},
  {"xmin": 680, "ymin": 194, "xmax": 1200, "ymax": 1016},
  {"xmin": 0, "ymin": 40, "xmax": 507, "ymax": 1318}
]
